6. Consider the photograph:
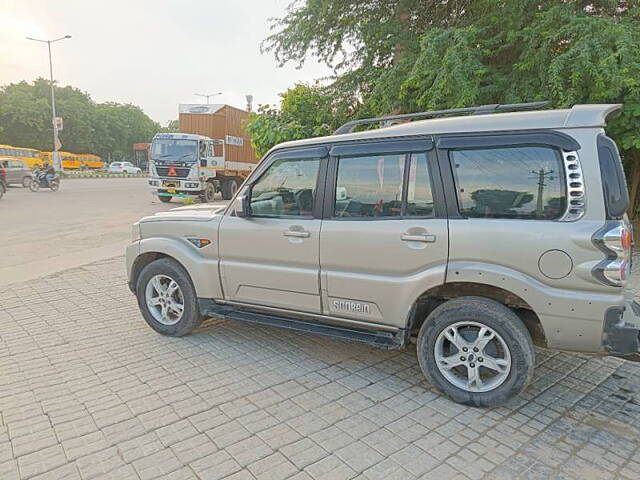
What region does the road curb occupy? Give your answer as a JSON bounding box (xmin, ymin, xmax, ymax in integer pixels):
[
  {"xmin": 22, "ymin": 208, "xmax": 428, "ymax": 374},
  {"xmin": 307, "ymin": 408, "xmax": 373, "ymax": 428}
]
[{"xmin": 60, "ymin": 173, "xmax": 147, "ymax": 179}]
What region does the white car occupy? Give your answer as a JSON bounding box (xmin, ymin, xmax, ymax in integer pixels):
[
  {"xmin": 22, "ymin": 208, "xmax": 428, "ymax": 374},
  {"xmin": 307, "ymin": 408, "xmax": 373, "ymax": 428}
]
[{"xmin": 108, "ymin": 162, "xmax": 142, "ymax": 174}]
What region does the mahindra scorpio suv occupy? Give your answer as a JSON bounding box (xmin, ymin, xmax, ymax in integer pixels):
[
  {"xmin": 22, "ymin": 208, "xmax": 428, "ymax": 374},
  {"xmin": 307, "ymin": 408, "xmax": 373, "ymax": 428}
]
[{"xmin": 126, "ymin": 103, "xmax": 640, "ymax": 407}]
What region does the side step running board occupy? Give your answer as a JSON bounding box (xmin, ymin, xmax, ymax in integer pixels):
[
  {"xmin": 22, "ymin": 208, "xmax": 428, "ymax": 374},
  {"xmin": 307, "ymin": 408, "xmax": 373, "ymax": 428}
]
[{"xmin": 198, "ymin": 299, "xmax": 405, "ymax": 350}]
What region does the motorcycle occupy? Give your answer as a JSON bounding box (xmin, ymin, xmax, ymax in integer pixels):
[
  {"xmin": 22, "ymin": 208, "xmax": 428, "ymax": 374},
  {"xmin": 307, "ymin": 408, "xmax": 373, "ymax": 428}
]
[{"xmin": 30, "ymin": 167, "xmax": 60, "ymax": 192}]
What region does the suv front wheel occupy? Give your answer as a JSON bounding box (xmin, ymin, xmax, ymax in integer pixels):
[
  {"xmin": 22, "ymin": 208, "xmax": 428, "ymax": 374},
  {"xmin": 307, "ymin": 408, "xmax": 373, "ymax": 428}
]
[
  {"xmin": 136, "ymin": 258, "xmax": 204, "ymax": 336},
  {"xmin": 417, "ymin": 296, "xmax": 535, "ymax": 407}
]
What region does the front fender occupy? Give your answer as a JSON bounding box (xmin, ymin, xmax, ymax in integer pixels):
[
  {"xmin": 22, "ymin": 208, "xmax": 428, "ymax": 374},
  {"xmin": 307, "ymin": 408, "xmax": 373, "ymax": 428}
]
[
  {"xmin": 446, "ymin": 261, "xmax": 624, "ymax": 352},
  {"xmin": 135, "ymin": 237, "xmax": 222, "ymax": 299}
]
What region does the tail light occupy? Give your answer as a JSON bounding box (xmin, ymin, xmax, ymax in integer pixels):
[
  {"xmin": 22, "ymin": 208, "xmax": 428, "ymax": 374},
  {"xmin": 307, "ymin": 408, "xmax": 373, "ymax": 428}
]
[{"xmin": 593, "ymin": 222, "xmax": 633, "ymax": 286}]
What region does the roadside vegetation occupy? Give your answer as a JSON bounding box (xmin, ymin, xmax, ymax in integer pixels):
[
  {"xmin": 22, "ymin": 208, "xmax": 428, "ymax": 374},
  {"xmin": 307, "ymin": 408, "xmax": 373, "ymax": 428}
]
[
  {"xmin": 246, "ymin": 0, "xmax": 640, "ymax": 216},
  {"xmin": 0, "ymin": 78, "xmax": 177, "ymax": 161}
]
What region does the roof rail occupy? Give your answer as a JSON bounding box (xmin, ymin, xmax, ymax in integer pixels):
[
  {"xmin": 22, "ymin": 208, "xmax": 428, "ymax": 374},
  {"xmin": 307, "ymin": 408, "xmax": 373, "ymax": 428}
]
[{"xmin": 333, "ymin": 101, "xmax": 550, "ymax": 135}]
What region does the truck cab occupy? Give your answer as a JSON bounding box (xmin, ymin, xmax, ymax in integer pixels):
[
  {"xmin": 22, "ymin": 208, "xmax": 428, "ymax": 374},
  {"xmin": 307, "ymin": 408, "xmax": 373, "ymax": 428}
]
[{"xmin": 148, "ymin": 133, "xmax": 225, "ymax": 203}]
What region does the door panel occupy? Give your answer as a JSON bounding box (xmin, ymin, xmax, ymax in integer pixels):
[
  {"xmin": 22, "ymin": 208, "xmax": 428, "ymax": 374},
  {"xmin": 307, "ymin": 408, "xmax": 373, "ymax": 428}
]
[
  {"xmin": 218, "ymin": 152, "xmax": 325, "ymax": 313},
  {"xmin": 219, "ymin": 217, "xmax": 321, "ymax": 312},
  {"xmin": 320, "ymin": 148, "xmax": 449, "ymax": 328},
  {"xmin": 321, "ymin": 219, "xmax": 448, "ymax": 327}
]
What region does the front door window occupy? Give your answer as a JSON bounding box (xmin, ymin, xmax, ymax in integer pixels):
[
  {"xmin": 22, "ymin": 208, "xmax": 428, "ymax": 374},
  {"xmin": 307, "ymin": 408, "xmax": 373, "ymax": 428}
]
[{"xmin": 250, "ymin": 157, "xmax": 320, "ymax": 217}]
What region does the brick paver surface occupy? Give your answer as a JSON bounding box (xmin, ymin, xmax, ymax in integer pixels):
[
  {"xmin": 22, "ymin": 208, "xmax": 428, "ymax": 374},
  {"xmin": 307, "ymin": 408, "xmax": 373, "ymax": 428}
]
[{"xmin": 1, "ymin": 257, "xmax": 639, "ymax": 479}]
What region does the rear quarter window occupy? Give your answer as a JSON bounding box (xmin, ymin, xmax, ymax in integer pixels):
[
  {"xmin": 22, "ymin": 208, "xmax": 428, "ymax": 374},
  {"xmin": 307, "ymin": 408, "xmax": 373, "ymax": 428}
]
[{"xmin": 450, "ymin": 145, "xmax": 566, "ymax": 220}]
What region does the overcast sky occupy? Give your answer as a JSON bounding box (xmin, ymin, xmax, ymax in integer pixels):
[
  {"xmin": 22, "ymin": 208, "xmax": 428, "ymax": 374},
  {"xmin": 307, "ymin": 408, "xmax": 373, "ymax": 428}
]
[{"xmin": 0, "ymin": 0, "xmax": 333, "ymax": 123}]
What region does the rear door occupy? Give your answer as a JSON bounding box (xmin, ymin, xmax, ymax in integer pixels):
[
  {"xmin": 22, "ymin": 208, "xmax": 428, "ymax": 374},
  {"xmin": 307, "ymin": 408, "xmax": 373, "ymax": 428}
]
[
  {"xmin": 319, "ymin": 139, "xmax": 449, "ymax": 328},
  {"xmin": 218, "ymin": 147, "xmax": 328, "ymax": 313}
]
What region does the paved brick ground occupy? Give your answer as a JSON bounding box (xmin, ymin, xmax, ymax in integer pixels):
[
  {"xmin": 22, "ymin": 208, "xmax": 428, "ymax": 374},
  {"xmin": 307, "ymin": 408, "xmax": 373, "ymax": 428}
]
[{"xmin": 1, "ymin": 257, "xmax": 640, "ymax": 479}]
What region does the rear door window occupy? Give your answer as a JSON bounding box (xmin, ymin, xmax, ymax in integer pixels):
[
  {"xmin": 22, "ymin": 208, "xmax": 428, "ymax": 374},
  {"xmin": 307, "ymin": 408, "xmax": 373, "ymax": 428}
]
[
  {"xmin": 450, "ymin": 146, "xmax": 566, "ymax": 220},
  {"xmin": 334, "ymin": 152, "xmax": 434, "ymax": 218}
]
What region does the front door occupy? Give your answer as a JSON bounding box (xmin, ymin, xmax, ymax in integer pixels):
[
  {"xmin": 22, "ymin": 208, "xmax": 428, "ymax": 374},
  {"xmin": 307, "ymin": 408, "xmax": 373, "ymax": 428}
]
[
  {"xmin": 320, "ymin": 140, "xmax": 449, "ymax": 328},
  {"xmin": 218, "ymin": 148, "xmax": 327, "ymax": 313}
]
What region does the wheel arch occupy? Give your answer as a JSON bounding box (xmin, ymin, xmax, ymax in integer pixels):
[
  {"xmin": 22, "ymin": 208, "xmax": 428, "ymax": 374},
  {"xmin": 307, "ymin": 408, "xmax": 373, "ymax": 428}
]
[
  {"xmin": 130, "ymin": 252, "xmax": 171, "ymax": 293},
  {"xmin": 408, "ymin": 282, "xmax": 547, "ymax": 348},
  {"xmin": 131, "ymin": 237, "xmax": 223, "ymax": 299}
]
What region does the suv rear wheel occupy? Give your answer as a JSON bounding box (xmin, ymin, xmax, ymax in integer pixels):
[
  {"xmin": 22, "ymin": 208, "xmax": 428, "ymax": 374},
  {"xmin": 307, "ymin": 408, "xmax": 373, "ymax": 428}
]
[
  {"xmin": 136, "ymin": 258, "xmax": 204, "ymax": 336},
  {"xmin": 417, "ymin": 296, "xmax": 535, "ymax": 407}
]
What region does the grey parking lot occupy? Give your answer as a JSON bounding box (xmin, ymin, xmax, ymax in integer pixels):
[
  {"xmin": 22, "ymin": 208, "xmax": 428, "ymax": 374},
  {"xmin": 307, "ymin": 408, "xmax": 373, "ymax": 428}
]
[
  {"xmin": 1, "ymin": 180, "xmax": 639, "ymax": 479},
  {"xmin": 0, "ymin": 178, "xmax": 225, "ymax": 288}
]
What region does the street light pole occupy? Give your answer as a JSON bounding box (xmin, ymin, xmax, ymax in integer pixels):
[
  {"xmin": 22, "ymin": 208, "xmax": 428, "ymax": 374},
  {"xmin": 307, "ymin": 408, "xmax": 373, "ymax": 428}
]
[
  {"xmin": 194, "ymin": 92, "xmax": 222, "ymax": 104},
  {"xmin": 26, "ymin": 35, "xmax": 72, "ymax": 172}
]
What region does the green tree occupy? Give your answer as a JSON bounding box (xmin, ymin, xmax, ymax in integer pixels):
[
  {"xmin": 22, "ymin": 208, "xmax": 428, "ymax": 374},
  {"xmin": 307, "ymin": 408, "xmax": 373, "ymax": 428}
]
[
  {"xmin": 245, "ymin": 83, "xmax": 352, "ymax": 157},
  {"xmin": 0, "ymin": 78, "xmax": 160, "ymax": 160},
  {"xmin": 259, "ymin": 0, "xmax": 640, "ymax": 215}
]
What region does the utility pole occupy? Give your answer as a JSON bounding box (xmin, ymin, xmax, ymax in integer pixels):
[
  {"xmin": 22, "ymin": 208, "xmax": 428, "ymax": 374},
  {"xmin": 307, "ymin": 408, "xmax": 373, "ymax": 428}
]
[
  {"xmin": 26, "ymin": 35, "xmax": 72, "ymax": 172},
  {"xmin": 194, "ymin": 92, "xmax": 222, "ymax": 104},
  {"xmin": 531, "ymin": 168, "xmax": 554, "ymax": 217}
]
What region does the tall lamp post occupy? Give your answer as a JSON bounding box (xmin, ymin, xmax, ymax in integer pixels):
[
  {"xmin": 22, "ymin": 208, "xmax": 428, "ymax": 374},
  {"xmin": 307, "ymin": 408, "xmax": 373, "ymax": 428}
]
[
  {"xmin": 194, "ymin": 92, "xmax": 222, "ymax": 104},
  {"xmin": 26, "ymin": 34, "xmax": 72, "ymax": 172}
]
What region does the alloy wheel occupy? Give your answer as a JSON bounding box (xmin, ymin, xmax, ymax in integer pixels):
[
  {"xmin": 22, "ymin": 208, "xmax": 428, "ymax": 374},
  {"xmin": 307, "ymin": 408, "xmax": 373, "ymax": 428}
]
[
  {"xmin": 145, "ymin": 274, "xmax": 185, "ymax": 325},
  {"xmin": 434, "ymin": 321, "xmax": 512, "ymax": 393}
]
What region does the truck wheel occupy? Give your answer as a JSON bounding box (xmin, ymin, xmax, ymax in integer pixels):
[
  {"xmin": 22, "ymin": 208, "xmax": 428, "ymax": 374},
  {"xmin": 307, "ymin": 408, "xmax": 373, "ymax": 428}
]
[
  {"xmin": 221, "ymin": 178, "xmax": 238, "ymax": 200},
  {"xmin": 159, "ymin": 196, "xmax": 172, "ymax": 203},
  {"xmin": 417, "ymin": 296, "xmax": 535, "ymax": 407},
  {"xmin": 136, "ymin": 258, "xmax": 203, "ymax": 336},
  {"xmin": 203, "ymin": 182, "xmax": 216, "ymax": 202}
]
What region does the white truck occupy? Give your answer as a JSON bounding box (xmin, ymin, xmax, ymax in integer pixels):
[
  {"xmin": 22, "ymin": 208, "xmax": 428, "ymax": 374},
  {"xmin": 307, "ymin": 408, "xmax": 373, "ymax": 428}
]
[{"xmin": 147, "ymin": 132, "xmax": 254, "ymax": 202}]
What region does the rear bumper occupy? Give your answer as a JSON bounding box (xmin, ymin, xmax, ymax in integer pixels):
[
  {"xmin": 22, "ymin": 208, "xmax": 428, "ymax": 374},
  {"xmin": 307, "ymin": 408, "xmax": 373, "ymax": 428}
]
[{"xmin": 603, "ymin": 291, "xmax": 640, "ymax": 361}]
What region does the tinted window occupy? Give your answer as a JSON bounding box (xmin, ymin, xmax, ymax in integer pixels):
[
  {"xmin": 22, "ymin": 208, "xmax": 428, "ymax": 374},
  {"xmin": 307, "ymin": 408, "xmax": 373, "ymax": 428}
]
[
  {"xmin": 251, "ymin": 157, "xmax": 319, "ymax": 217},
  {"xmin": 451, "ymin": 146, "xmax": 566, "ymax": 219},
  {"xmin": 335, "ymin": 154, "xmax": 405, "ymax": 217},
  {"xmin": 597, "ymin": 134, "xmax": 628, "ymax": 219},
  {"xmin": 334, "ymin": 153, "xmax": 434, "ymax": 218}
]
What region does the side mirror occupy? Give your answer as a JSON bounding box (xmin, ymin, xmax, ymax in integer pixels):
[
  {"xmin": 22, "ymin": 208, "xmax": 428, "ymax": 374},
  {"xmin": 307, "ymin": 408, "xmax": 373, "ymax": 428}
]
[{"xmin": 234, "ymin": 193, "xmax": 251, "ymax": 218}]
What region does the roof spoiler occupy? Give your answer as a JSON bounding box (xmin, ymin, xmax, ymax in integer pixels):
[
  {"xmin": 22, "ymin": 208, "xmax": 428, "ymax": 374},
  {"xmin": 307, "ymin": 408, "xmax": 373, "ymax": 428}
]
[
  {"xmin": 564, "ymin": 104, "xmax": 622, "ymax": 128},
  {"xmin": 333, "ymin": 101, "xmax": 550, "ymax": 135}
]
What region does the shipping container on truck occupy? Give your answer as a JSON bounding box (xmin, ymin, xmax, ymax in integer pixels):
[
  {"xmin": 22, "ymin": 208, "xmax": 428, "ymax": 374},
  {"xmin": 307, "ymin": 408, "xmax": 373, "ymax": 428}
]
[{"xmin": 148, "ymin": 104, "xmax": 259, "ymax": 203}]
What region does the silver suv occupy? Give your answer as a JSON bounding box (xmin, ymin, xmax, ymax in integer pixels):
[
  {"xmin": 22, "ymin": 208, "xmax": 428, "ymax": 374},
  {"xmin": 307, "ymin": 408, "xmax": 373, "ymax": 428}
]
[{"xmin": 126, "ymin": 103, "xmax": 639, "ymax": 407}]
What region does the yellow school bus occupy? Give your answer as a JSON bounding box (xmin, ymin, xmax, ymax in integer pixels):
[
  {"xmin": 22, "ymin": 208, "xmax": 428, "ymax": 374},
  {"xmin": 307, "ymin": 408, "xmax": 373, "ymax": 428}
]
[
  {"xmin": 0, "ymin": 145, "xmax": 43, "ymax": 168},
  {"xmin": 41, "ymin": 152, "xmax": 105, "ymax": 170},
  {"xmin": 41, "ymin": 151, "xmax": 81, "ymax": 169},
  {"xmin": 78, "ymin": 153, "xmax": 104, "ymax": 169}
]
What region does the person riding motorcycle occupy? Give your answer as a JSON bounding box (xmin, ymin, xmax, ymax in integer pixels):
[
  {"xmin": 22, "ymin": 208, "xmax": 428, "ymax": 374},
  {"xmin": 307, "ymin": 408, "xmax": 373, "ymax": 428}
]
[{"xmin": 35, "ymin": 162, "xmax": 56, "ymax": 187}]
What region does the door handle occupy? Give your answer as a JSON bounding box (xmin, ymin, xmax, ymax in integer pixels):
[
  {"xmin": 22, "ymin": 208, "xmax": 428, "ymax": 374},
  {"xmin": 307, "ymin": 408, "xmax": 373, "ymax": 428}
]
[
  {"xmin": 401, "ymin": 233, "xmax": 436, "ymax": 243},
  {"xmin": 283, "ymin": 230, "xmax": 310, "ymax": 238}
]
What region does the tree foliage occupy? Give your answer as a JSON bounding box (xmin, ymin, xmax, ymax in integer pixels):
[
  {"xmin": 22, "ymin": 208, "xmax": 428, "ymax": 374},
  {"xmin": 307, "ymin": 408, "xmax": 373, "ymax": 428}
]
[
  {"xmin": 245, "ymin": 83, "xmax": 352, "ymax": 157},
  {"xmin": 0, "ymin": 78, "xmax": 160, "ymax": 160},
  {"xmin": 253, "ymin": 0, "xmax": 640, "ymax": 213}
]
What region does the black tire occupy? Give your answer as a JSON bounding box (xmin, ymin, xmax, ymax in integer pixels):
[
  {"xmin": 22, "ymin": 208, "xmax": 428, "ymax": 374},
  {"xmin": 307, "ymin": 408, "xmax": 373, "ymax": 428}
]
[
  {"xmin": 203, "ymin": 182, "xmax": 216, "ymax": 202},
  {"xmin": 417, "ymin": 296, "xmax": 535, "ymax": 408},
  {"xmin": 135, "ymin": 258, "xmax": 203, "ymax": 336},
  {"xmin": 221, "ymin": 178, "xmax": 238, "ymax": 200},
  {"xmin": 159, "ymin": 195, "xmax": 172, "ymax": 203},
  {"xmin": 49, "ymin": 179, "xmax": 60, "ymax": 191},
  {"xmin": 22, "ymin": 176, "xmax": 32, "ymax": 188},
  {"xmin": 29, "ymin": 180, "xmax": 40, "ymax": 192}
]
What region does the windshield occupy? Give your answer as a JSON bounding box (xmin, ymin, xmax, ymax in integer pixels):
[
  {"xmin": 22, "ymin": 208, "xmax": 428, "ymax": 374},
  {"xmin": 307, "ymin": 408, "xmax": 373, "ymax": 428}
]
[{"xmin": 151, "ymin": 139, "xmax": 198, "ymax": 163}]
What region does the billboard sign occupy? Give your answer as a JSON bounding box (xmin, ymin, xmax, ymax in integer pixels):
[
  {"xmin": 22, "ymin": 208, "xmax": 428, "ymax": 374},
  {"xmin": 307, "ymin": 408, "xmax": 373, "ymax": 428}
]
[{"xmin": 178, "ymin": 104, "xmax": 223, "ymax": 115}]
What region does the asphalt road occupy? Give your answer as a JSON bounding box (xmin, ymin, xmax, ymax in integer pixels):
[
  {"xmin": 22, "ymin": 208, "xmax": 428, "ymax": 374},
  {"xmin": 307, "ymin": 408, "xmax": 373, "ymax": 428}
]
[{"xmin": 0, "ymin": 178, "xmax": 226, "ymax": 288}]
